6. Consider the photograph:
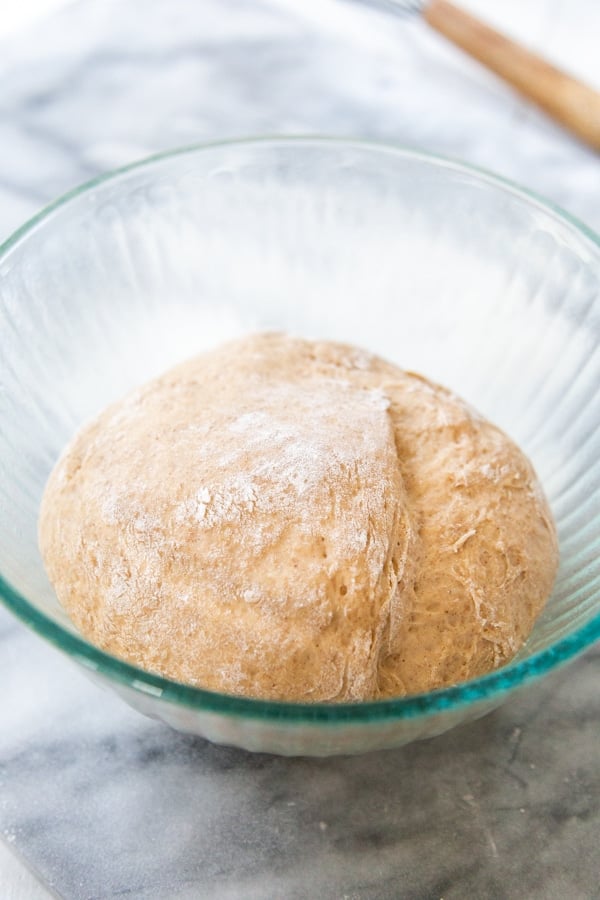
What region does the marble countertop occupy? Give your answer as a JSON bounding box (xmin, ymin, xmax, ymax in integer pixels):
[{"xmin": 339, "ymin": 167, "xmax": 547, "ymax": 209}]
[{"xmin": 0, "ymin": 0, "xmax": 599, "ymax": 897}]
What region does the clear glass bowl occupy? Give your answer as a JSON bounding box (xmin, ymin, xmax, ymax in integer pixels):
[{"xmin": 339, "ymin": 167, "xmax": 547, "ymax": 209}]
[{"xmin": 1, "ymin": 138, "xmax": 599, "ymax": 756}]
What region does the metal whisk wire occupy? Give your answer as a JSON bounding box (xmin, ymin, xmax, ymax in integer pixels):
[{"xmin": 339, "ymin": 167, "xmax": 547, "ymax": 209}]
[{"xmin": 348, "ymin": 0, "xmax": 425, "ymax": 17}]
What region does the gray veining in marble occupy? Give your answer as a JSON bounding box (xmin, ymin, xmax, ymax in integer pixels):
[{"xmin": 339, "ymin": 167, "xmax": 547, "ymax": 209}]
[
  {"xmin": 1, "ymin": 624, "xmax": 599, "ymax": 899},
  {"xmin": 0, "ymin": 0, "xmax": 599, "ymax": 897}
]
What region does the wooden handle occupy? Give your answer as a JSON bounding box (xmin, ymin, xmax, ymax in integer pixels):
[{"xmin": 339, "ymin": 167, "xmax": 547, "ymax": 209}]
[{"xmin": 424, "ymin": 0, "xmax": 600, "ymax": 151}]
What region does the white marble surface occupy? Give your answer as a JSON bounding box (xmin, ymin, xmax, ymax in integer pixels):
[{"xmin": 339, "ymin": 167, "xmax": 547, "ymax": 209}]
[
  {"xmin": 0, "ymin": 841, "xmax": 48, "ymax": 900},
  {"xmin": 0, "ymin": 0, "xmax": 599, "ymax": 897}
]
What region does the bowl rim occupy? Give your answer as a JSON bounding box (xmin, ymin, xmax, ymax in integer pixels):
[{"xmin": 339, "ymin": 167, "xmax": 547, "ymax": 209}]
[{"xmin": 1, "ymin": 135, "xmax": 600, "ymax": 724}]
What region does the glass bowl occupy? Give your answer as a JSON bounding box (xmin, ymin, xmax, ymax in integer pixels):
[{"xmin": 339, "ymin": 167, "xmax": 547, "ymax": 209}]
[{"xmin": 1, "ymin": 138, "xmax": 599, "ymax": 756}]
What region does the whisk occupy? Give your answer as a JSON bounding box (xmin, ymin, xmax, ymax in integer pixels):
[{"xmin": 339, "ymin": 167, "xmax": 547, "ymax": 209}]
[{"xmin": 354, "ymin": 0, "xmax": 600, "ymax": 151}]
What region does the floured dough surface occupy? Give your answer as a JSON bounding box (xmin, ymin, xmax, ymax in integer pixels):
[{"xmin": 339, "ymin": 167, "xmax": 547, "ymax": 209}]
[{"xmin": 39, "ymin": 334, "xmax": 558, "ymax": 701}]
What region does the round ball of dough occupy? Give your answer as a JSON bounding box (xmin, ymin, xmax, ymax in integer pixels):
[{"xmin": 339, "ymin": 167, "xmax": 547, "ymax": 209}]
[{"xmin": 39, "ymin": 333, "xmax": 558, "ymax": 701}]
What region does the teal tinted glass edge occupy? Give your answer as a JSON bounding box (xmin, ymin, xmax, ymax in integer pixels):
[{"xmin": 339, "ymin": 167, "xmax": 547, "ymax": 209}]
[
  {"xmin": 1, "ymin": 136, "xmax": 600, "ymax": 724},
  {"xmin": 2, "ymin": 570, "xmax": 600, "ymax": 723}
]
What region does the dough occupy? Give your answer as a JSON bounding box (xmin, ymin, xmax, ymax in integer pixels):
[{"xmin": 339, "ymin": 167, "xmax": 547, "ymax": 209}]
[{"xmin": 39, "ymin": 334, "xmax": 558, "ymax": 701}]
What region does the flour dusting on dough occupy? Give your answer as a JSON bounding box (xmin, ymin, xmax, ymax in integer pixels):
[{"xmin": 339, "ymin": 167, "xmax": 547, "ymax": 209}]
[{"xmin": 38, "ymin": 333, "xmax": 558, "ymax": 702}]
